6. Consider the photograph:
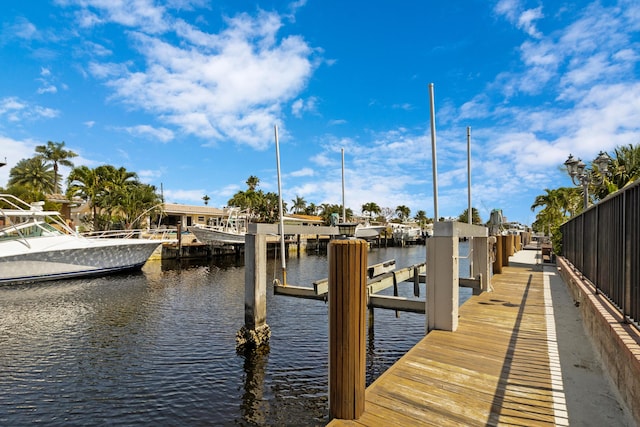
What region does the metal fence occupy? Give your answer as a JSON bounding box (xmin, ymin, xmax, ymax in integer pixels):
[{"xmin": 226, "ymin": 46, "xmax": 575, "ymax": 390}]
[{"xmin": 561, "ymin": 179, "xmax": 640, "ymax": 329}]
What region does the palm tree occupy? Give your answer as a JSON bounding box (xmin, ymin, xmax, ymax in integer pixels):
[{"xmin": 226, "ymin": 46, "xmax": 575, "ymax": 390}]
[
  {"xmin": 291, "ymin": 195, "xmax": 307, "ymax": 214},
  {"xmin": 95, "ymin": 166, "xmax": 138, "ymax": 228},
  {"xmin": 257, "ymin": 191, "xmax": 282, "ymax": 222},
  {"xmin": 120, "ymin": 184, "xmax": 162, "ymax": 229},
  {"xmin": 8, "ymin": 157, "xmax": 56, "ymax": 197},
  {"xmin": 305, "ymin": 202, "xmax": 318, "ymax": 216},
  {"xmin": 35, "ymin": 141, "xmax": 77, "ymax": 193},
  {"xmin": 414, "ymin": 210, "xmax": 429, "ymax": 228},
  {"xmin": 361, "ymin": 202, "xmax": 381, "ymax": 219},
  {"xmin": 318, "ymin": 204, "xmax": 353, "ymax": 224},
  {"xmin": 604, "ymin": 144, "xmax": 640, "ymax": 194},
  {"xmin": 246, "ymin": 175, "xmax": 260, "ymax": 191},
  {"xmin": 458, "ymin": 207, "xmax": 482, "ymax": 225},
  {"xmin": 395, "ymin": 205, "xmax": 411, "ymax": 222},
  {"xmin": 530, "ymin": 187, "xmax": 582, "ymax": 254},
  {"xmin": 228, "ymin": 190, "xmax": 248, "ymax": 209},
  {"xmin": 67, "ymin": 165, "xmax": 101, "ymax": 230}
]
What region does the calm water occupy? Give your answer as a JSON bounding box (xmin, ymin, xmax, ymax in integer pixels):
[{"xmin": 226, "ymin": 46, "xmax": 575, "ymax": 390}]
[{"xmin": 0, "ymin": 244, "xmax": 470, "ymax": 426}]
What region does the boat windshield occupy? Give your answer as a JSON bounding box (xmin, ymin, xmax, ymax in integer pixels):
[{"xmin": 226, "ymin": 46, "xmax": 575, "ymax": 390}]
[{"xmin": 0, "ymin": 220, "xmax": 64, "ymax": 240}]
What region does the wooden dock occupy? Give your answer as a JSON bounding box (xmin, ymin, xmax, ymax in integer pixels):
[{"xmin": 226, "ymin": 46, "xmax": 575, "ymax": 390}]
[{"xmin": 328, "ymin": 249, "xmax": 568, "ymax": 426}]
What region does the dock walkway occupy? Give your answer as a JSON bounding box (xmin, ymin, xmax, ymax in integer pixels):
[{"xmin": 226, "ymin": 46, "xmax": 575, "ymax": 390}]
[{"xmin": 328, "ymin": 249, "xmax": 633, "ymax": 426}]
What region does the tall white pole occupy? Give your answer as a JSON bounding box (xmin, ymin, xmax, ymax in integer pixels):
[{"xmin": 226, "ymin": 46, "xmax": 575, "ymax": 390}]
[
  {"xmin": 274, "ymin": 125, "xmax": 287, "ymax": 284},
  {"xmin": 341, "ymin": 148, "xmax": 346, "ymax": 222},
  {"xmin": 429, "ymin": 83, "xmax": 439, "ymax": 222},
  {"xmin": 467, "ymin": 126, "xmax": 472, "ymax": 224},
  {"xmin": 467, "ymin": 126, "xmax": 473, "ymax": 277}
]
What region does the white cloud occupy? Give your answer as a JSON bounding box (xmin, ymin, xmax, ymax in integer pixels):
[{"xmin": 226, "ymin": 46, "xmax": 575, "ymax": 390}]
[
  {"xmin": 392, "ymin": 103, "xmax": 413, "ymax": 111},
  {"xmin": 85, "ymin": 9, "xmax": 317, "ymax": 149},
  {"xmin": 518, "ymin": 6, "xmax": 543, "ymax": 38},
  {"xmin": 37, "ymin": 84, "xmax": 58, "ymax": 95},
  {"xmin": 122, "ymin": 125, "xmax": 175, "ymax": 143},
  {"xmin": 289, "ymin": 167, "xmax": 314, "ymax": 177},
  {"xmin": 0, "ymin": 97, "xmax": 59, "ymax": 121},
  {"xmin": 291, "ymin": 96, "xmax": 317, "ymax": 118},
  {"xmin": 67, "ymin": 0, "xmax": 170, "ymax": 33},
  {"xmin": 138, "ymin": 168, "xmax": 164, "ymax": 184},
  {"xmin": 163, "ymin": 188, "xmax": 207, "ymax": 203},
  {"xmin": 0, "ymin": 135, "xmax": 38, "ymax": 187},
  {"xmin": 5, "ymin": 17, "xmax": 39, "ymax": 40},
  {"xmin": 494, "ymin": 0, "xmax": 544, "ymax": 38}
]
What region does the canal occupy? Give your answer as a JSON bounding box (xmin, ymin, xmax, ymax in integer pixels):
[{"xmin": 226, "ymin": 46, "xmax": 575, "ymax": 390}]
[{"xmin": 0, "ymin": 244, "xmax": 471, "ymax": 426}]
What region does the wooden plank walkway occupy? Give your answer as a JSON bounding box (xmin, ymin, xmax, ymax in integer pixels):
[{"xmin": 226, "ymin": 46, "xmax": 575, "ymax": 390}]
[{"xmin": 328, "ymin": 250, "xmax": 568, "ymax": 426}]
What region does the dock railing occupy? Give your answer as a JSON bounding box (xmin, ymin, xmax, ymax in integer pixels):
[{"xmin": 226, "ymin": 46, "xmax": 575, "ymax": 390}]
[{"xmin": 561, "ymin": 178, "xmax": 640, "ymax": 329}]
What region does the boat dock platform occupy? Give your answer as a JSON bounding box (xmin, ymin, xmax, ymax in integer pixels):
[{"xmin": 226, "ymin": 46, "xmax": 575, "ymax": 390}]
[{"xmin": 328, "ymin": 249, "xmax": 636, "ymax": 426}]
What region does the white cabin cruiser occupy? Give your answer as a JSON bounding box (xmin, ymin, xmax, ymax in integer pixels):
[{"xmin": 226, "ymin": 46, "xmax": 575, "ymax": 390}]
[
  {"xmin": 0, "ymin": 194, "xmax": 163, "ymax": 286},
  {"xmin": 355, "ymin": 224, "xmax": 387, "ymax": 240},
  {"xmin": 188, "ymin": 207, "xmax": 247, "ymax": 245}
]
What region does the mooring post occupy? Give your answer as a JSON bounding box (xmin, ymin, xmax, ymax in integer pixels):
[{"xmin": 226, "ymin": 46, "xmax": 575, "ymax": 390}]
[
  {"xmin": 493, "ymin": 235, "xmax": 503, "ymax": 274},
  {"xmin": 507, "ymin": 234, "xmax": 515, "ymax": 257},
  {"xmin": 328, "ymin": 239, "xmax": 367, "ymax": 420},
  {"xmin": 236, "ymin": 232, "xmax": 271, "ymax": 349},
  {"xmin": 176, "ymin": 220, "xmax": 182, "ymax": 258},
  {"xmin": 502, "ymin": 235, "xmax": 510, "ymax": 267}
]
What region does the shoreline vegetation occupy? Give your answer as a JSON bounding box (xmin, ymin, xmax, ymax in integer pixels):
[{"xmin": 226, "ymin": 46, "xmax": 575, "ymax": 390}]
[{"xmin": 2, "ymin": 142, "xmax": 638, "ymax": 249}]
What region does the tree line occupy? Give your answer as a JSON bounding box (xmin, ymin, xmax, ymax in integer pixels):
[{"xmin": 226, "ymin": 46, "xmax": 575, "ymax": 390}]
[
  {"xmin": 225, "ymin": 175, "xmax": 483, "ymax": 228},
  {"xmin": 4, "ymin": 141, "xmax": 495, "ymax": 232},
  {"xmin": 530, "ymin": 143, "xmax": 640, "ymax": 253},
  {"xmin": 2, "ymin": 141, "xmax": 162, "ymax": 231}
]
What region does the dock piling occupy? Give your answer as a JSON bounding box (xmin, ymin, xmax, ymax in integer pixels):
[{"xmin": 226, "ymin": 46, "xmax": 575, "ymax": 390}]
[
  {"xmin": 493, "ymin": 234, "xmax": 503, "ymax": 274},
  {"xmin": 329, "ymin": 239, "xmax": 367, "ymax": 420},
  {"xmin": 236, "ymin": 233, "xmax": 271, "ymax": 349}
]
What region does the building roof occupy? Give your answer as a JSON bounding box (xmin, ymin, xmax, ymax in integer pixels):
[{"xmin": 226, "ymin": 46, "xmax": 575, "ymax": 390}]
[
  {"xmin": 285, "ymin": 214, "xmax": 324, "ymax": 224},
  {"xmin": 163, "ymin": 203, "xmax": 226, "ymax": 216}
]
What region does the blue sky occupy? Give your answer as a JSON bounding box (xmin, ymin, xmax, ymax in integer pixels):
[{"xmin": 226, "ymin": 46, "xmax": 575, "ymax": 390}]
[{"xmin": 1, "ymin": 0, "xmax": 639, "ymax": 225}]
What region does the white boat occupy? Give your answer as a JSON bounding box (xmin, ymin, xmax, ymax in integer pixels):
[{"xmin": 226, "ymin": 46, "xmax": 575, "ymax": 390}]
[
  {"xmin": 188, "ymin": 208, "xmax": 247, "ymax": 245},
  {"xmin": 391, "ymin": 223, "xmax": 422, "ymax": 244},
  {"xmin": 0, "ymin": 194, "xmax": 163, "ymax": 286},
  {"xmin": 355, "ymin": 224, "xmax": 386, "ymax": 240}
]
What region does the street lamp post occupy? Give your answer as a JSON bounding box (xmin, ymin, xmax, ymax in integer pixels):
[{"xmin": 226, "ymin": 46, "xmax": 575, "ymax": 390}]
[{"xmin": 564, "ymin": 151, "xmax": 611, "ymax": 209}]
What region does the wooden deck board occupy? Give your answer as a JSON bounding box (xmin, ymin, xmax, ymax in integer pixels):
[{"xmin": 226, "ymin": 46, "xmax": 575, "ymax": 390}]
[{"xmin": 328, "ymin": 253, "xmax": 560, "ymax": 426}]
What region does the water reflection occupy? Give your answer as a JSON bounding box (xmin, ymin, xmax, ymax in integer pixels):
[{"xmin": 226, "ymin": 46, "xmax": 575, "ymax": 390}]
[
  {"xmin": 240, "ymin": 345, "xmax": 270, "ymax": 426},
  {"xmin": 0, "ymin": 244, "xmax": 467, "ymax": 426}
]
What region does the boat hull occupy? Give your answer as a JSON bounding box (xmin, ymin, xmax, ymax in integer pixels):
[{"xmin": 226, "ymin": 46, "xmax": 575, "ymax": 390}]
[
  {"xmin": 355, "ymin": 225, "xmax": 386, "ymax": 240},
  {"xmin": 189, "ymin": 226, "xmax": 245, "ymax": 245},
  {"xmin": 0, "ymin": 237, "xmax": 161, "ymax": 286}
]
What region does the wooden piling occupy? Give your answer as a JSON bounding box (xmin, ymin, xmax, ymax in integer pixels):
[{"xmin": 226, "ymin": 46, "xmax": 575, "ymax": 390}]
[
  {"xmin": 501, "ymin": 235, "xmax": 510, "ymax": 267},
  {"xmin": 493, "ymin": 234, "xmax": 503, "ymax": 274},
  {"xmin": 507, "ymin": 234, "xmax": 515, "ymax": 257},
  {"xmin": 329, "ymin": 239, "xmax": 367, "ymax": 420}
]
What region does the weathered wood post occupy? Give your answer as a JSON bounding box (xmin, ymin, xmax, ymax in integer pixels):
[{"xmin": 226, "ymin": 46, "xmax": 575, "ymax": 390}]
[
  {"xmin": 236, "ymin": 230, "xmax": 271, "ymax": 349},
  {"xmin": 493, "ymin": 234, "xmax": 503, "ymax": 274},
  {"xmin": 501, "ymin": 235, "xmax": 510, "ymax": 267},
  {"xmin": 507, "ymin": 234, "xmax": 515, "ymax": 257},
  {"xmin": 176, "ymin": 220, "xmax": 182, "ymax": 257},
  {"xmin": 329, "ymin": 239, "xmax": 367, "ymax": 420}
]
